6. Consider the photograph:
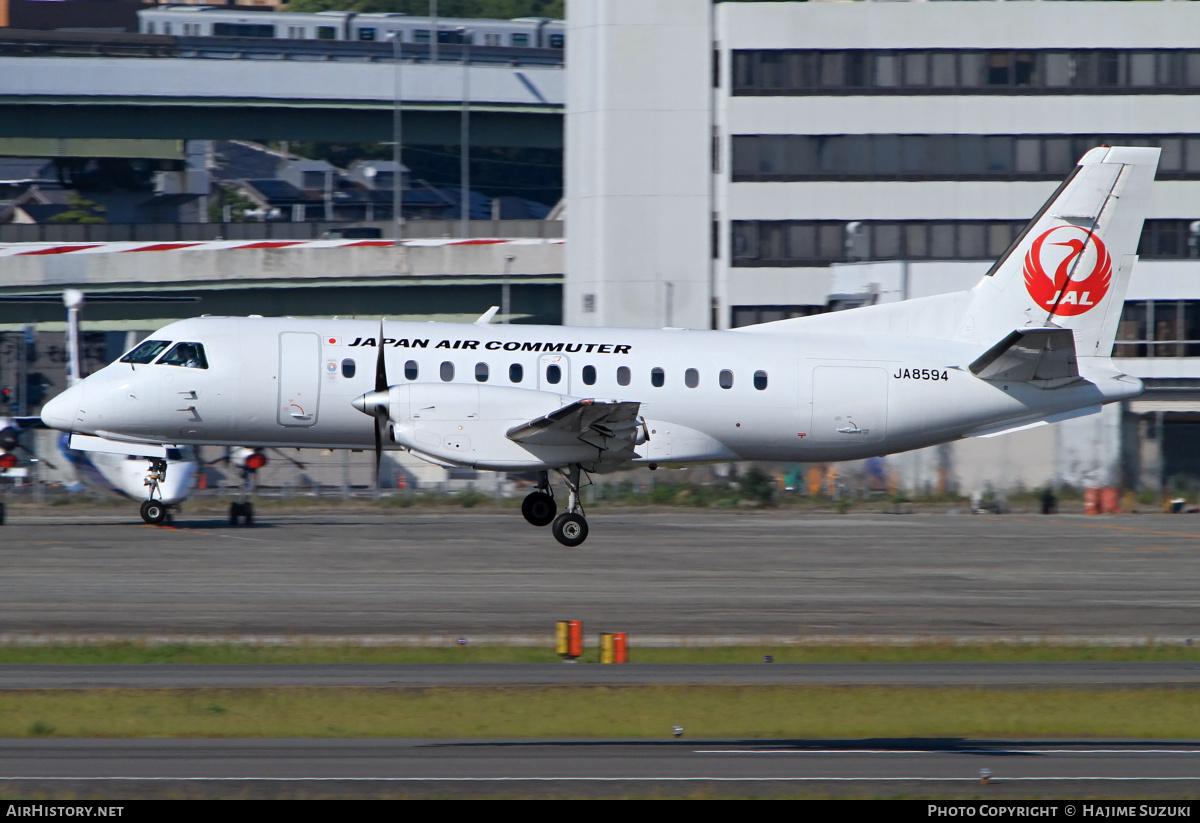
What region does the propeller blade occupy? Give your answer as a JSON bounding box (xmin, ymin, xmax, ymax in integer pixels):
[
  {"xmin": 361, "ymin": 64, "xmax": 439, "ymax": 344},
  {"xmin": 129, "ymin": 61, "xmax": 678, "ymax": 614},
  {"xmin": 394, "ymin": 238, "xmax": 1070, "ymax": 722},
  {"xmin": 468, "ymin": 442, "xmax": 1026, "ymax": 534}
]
[
  {"xmin": 266, "ymin": 447, "xmax": 306, "ymax": 470},
  {"xmin": 373, "ymin": 319, "xmax": 388, "ymax": 482}
]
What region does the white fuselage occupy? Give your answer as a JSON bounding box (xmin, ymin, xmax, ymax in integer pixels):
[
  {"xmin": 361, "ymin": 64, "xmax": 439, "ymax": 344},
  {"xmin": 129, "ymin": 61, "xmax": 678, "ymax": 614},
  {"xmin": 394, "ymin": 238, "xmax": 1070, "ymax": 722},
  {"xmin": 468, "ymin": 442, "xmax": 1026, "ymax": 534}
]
[{"xmin": 40, "ymin": 315, "xmax": 1140, "ymax": 471}]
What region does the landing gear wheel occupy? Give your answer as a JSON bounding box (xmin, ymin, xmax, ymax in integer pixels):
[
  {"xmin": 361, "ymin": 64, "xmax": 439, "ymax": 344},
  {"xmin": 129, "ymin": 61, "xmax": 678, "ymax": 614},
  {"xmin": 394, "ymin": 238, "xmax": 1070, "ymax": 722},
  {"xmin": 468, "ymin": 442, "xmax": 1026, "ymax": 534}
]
[
  {"xmin": 521, "ymin": 491, "xmax": 557, "ymax": 527},
  {"xmin": 230, "ymin": 502, "xmax": 254, "ymax": 527},
  {"xmin": 140, "ymin": 499, "xmax": 167, "ymax": 525},
  {"xmin": 551, "ymin": 512, "xmax": 589, "ymax": 548}
]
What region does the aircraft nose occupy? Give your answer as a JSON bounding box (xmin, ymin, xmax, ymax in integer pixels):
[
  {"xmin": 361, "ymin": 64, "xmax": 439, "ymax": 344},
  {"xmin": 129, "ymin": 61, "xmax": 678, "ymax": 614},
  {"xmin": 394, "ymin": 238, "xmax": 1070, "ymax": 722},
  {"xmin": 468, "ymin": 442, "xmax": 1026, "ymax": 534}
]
[{"xmin": 40, "ymin": 383, "xmax": 82, "ymax": 431}]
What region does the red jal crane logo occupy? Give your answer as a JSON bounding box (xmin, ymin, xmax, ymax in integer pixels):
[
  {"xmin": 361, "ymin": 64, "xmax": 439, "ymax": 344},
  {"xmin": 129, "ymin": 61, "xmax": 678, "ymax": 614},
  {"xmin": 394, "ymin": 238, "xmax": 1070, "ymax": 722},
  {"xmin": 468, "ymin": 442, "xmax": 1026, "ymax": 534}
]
[{"xmin": 1023, "ymin": 226, "xmax": 1112, "ymax": 317}]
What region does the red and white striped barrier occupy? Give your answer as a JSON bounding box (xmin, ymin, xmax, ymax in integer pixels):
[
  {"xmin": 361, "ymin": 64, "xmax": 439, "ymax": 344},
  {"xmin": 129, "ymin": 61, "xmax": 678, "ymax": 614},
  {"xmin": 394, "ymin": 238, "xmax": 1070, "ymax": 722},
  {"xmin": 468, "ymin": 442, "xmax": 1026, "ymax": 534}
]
[{"xmin": 0, "ymin": 237, "xmax": 563, "ymax": 257}]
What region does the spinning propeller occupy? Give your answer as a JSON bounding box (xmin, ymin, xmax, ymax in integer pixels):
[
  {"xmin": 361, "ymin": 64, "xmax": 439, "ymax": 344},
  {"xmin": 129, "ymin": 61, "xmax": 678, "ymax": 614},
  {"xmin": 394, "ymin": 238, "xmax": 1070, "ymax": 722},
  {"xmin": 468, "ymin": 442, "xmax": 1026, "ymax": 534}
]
[{"xmin": 349, "ymin": 320, "xmax": 393, "ymax": 485}]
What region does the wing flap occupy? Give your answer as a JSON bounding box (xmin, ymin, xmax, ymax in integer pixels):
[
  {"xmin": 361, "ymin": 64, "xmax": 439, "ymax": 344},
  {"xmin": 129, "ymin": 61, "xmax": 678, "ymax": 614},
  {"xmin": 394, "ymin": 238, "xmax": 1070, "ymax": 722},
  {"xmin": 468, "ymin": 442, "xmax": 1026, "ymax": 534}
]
[{"xmin": 506, "ymin": 399, "xmax": 642, "ymax": 453}]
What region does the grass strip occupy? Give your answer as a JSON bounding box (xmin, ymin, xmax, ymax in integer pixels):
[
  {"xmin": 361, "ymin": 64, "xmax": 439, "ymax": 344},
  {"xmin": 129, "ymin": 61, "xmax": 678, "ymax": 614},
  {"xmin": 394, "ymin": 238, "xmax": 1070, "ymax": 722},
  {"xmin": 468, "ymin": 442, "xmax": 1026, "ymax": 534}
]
[
  {"xmin": 3, "ymin": 686, "xmax": 1200, "ymax": 739},
  {"xmin": 1, "ymin": 643, "xmax": 1199, "ymax": 665}
]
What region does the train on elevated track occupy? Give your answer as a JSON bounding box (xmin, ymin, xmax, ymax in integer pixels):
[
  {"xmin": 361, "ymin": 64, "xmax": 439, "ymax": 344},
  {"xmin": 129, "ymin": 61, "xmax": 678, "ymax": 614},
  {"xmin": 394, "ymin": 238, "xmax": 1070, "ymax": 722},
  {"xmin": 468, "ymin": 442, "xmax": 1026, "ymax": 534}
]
[{"xmin": 139, "ymin": 6, "xmax": 565, "ymax": 50}]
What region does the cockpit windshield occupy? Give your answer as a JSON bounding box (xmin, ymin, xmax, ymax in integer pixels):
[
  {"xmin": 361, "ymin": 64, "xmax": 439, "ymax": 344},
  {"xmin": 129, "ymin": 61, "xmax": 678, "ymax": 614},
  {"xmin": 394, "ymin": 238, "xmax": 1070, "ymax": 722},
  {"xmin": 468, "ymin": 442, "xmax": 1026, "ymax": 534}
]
[
  {"xmin": 157, "ymin": 342, "xmax": 208, "ymax": 369},
  {"xmin": 119, "ymin": 340, "xmax": 171, "ymax": 364}
]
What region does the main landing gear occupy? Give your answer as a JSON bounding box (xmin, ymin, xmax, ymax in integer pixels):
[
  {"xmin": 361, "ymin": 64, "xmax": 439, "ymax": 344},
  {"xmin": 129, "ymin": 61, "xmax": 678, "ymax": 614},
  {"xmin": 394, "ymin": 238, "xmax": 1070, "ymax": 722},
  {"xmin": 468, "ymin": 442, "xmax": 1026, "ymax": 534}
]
[
  {"xmin": 522, "ymin": 466, "xmax": 590, "ymax": 548},
  {"xmin": 521, "ymin": 472, "xmax": 557, "ymax": 527},
  {"xmin": 139, "ymin": 458, "xmax": 173, "ymax": 526},
  {"xmin": 229, "ymin": 500, "xmax": 254, "ymax": 527}
]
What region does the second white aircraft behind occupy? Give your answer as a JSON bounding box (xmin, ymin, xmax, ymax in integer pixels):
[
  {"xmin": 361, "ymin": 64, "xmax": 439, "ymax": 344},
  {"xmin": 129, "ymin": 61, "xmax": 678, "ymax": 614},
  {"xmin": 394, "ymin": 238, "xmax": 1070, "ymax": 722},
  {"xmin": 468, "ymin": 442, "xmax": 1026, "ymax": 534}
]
[{"xmin": 40, "ymin": 146, "xmax": 1158, "ymax": 545}]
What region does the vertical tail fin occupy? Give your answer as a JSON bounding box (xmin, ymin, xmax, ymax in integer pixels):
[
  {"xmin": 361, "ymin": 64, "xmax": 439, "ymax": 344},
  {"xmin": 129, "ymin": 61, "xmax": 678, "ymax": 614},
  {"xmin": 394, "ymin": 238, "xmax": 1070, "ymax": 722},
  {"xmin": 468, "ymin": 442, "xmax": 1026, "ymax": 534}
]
[{"xmin": 963, "ymin": 146, "xmax": 1159, "ymax": 357}]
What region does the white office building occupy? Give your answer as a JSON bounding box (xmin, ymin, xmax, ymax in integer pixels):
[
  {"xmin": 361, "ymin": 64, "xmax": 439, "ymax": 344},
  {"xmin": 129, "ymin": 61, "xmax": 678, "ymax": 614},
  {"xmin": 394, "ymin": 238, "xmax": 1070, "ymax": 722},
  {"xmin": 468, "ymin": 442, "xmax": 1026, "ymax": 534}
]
[{"xmin": 565, "ymin": 0, "xmax": 1200, "ymax": 495}]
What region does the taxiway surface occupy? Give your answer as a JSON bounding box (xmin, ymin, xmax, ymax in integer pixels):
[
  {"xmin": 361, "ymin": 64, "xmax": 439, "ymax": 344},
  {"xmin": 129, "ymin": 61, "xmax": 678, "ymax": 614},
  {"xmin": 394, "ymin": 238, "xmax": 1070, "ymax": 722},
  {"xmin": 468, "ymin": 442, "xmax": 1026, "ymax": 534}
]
[{"xmin": 2, "ymin": 509, "xmax": 1199, "ymax": 641}]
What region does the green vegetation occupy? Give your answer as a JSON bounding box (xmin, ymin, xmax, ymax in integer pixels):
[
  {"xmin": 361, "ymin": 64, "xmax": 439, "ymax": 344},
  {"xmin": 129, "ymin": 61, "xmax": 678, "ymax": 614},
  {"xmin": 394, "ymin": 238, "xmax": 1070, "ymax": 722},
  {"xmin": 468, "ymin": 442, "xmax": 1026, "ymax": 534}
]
[
  {"xmin": 2, "ymin": 642, "xmax": 1199, "ymax": 666},
  {"xmin": 48, "ymin": 194, "xmax": 106, "ymax": 225},
  {"xmin": 2, "ymin": 685, "xmax": 1198, "ymax": 739}
]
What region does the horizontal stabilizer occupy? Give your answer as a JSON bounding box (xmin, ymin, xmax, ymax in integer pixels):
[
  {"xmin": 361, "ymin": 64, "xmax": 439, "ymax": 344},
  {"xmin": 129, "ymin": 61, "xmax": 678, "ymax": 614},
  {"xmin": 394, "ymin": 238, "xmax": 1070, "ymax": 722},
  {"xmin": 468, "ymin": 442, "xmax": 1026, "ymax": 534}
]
[
  {"xmin": 969, "ymin": 328, "xmax": 1081, "ymax": 387},
  {"xmin": 506, "ymin": 398, "xmax": 642, "ymax": 455}
]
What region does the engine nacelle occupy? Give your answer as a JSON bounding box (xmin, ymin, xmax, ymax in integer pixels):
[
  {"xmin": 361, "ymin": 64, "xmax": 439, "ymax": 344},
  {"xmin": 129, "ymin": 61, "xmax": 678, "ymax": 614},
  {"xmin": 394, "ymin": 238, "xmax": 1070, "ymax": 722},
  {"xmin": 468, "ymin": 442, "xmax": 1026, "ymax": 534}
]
[{"xmin": 378, "ymin": 383, "xmax": 608, "ymax": 470}]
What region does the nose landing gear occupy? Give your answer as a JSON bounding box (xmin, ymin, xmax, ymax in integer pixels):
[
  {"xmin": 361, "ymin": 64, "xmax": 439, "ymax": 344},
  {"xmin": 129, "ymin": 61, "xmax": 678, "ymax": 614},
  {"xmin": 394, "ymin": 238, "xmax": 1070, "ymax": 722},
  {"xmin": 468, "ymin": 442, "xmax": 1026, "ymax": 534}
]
[{"xmin": 139, "ymin": 458, "xmax": 173, "ymax": 526}]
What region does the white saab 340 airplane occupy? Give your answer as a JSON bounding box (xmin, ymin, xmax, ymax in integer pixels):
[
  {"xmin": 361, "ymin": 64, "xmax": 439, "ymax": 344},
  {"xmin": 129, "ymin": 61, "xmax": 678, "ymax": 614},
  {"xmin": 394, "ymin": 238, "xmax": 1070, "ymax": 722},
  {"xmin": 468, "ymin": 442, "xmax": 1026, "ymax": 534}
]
[{"xmin": 40, "ymin": 147, "xmax": 1157, "ymax": 546}]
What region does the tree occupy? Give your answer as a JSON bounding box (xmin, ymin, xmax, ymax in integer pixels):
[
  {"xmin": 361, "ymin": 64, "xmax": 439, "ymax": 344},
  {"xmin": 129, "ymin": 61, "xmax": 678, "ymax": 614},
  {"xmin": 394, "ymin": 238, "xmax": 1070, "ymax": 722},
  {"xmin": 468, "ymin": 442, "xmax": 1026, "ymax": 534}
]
[{"xmin": 48, "ymin": 194, "xmax": 106, "ymax": 224}]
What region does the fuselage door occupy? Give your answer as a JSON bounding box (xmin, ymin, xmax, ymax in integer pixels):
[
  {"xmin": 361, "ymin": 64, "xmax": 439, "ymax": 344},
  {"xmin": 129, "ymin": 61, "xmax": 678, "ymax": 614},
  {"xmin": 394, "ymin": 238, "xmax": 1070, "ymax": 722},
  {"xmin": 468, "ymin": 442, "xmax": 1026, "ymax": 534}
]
[
  {"xmin": 278, "ymin": 332, "xmax": 321, "ymax": 427},
  {"xmin": 539, "ymin": 354, "xmax": 570, "ymax": 393}
]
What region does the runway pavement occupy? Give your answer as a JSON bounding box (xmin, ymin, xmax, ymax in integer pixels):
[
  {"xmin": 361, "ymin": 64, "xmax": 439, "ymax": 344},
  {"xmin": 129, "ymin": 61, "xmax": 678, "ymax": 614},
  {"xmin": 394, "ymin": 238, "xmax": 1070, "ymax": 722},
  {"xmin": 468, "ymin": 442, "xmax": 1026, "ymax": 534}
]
[
  {"xmin": 1, "ymin": 739, "xmax": 1198, "ymax": 799},
  {"xmin": 1, "ymin": 509, "xmax": 1198, "ymax": 642},
  {"xmin": 3, "ymin": 662, "xmax": 1200, "ymax": 688}
]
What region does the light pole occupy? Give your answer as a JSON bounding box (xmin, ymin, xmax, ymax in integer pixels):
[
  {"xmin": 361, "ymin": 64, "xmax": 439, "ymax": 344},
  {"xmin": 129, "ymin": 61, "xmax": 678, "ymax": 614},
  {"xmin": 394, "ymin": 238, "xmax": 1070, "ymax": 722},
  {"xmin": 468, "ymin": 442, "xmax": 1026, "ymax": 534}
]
[
  {"xmin": 460, "ymin": 26, "xmax": 471, "ymax": 239},
  {"xmin": 430, "ymin": 0, "xmax": 438, "ymax": 65},
  {"xmin": 391, "ymin": 31, "xmax": 403, "ymax": 247}
]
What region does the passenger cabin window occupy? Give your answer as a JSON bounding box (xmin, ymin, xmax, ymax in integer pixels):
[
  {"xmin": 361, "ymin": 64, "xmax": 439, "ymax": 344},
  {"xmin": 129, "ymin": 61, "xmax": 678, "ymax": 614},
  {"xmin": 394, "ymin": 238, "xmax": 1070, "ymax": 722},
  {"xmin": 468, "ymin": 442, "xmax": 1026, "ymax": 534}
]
[
  {"xmin": 685, "ymin": 368, "xmax": 699, "ymax": 388},
  {"xmin": 405, "ymin": 360, "xmax": 419, "ymax": 380},
  {"xmin": 317, "ymin": 26, "xmax": 337, "ymax": 40},
  {"xmin": 120, "ymin": 339, "xmax": 170, "ymax": 365},
  {"xmin": 512, "ymin": 33, "xmax": 529, "ymax": 47},
  {"xmin": 414, "ymin": 29, "xmax": 431, "ymax": 43},
  {"xmin": 157, "ymin": 342, "xmax": 208, "ymax": 369},
  {"xmin": 440, "ymin": 361, "xmax": 455, "ymax": 382},
  {"xmin": 341, "ymin": 358, "xmax": 356, "ymax": 378},
  {"xmin": 509, "ymin": 363, "xmax": 523, "ymax": 383},
  {"xmin": 651, "ymin": 367, "xmax": 665, "ymax": 388},
  {"xmin": 617, "ymin": 366, "xmax": 631, "ymax": 386},
  {"xmin": 719, "ymin": 369, "xmax": 734, "ymax": 389},
  {"xmin": 582, "ymin": 365, "xmax": 596, "ymax": 385},
  {"xmin": 546, "ymin": 364, "xmax": 562, "ymax": 385},
  {"xmin": 358, "ymin": 27, "xmax": 376, "ymax": 41},
  {"xmin": 754, "ymin": 370, "xmax": 769, "ymax": 390},
  {"xmin": 475, "ymin": 362, "xmax": 489, "ymax": 382}
]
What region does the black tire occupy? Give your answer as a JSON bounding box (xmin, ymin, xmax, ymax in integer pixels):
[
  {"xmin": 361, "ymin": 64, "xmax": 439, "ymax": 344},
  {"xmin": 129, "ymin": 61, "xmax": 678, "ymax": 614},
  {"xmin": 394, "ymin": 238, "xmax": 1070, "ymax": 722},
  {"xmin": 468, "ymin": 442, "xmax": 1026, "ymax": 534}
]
[
  {"xmin": 521, "ymin": 491, "xmax": 557, "ymax": 527},
  {"xmin": 551, "ymin": 512, "xmax": 589, "ymax": 547},
  {"xmin": 140, "ymin": 499, "xmax": 167, "ymax": 525},
  {"xmin": 229, "ymin": 502, "xmax": 242, "ymax": 526},
  {"xmin": 244, "ymin": 502, "xmax": 254, "ymax": 527}
]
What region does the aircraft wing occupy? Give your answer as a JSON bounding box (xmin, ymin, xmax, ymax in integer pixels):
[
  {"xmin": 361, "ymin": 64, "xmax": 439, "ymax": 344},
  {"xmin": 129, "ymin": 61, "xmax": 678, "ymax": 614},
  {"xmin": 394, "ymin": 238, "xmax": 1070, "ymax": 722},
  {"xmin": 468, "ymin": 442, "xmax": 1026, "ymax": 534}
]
[
  {"xmin": 506, "ymin": 399, "xmax": 643, "ymax": 455},
  {"xmin": 969, "ymin": 327, "xmax": 1082, "ymax": 388}
]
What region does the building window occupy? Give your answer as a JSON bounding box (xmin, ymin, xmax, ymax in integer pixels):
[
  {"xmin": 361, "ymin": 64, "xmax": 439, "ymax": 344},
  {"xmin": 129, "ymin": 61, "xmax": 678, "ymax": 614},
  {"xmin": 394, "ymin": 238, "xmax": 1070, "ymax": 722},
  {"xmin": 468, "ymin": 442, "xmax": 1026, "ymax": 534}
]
[
  {"xmin": 405, "ymin": 360, "xmax": 419, "ymax": 380},
  {"xmin": 475, "ymin": 363, "xmax": 489, "ymax": 382},
  {"xmin": 617, "ymin": 366, "xmax": 630, "ymax": 387},
  {"xmin": 582, "ymin": 365, "xmax": 596, "ymax": 386},
  {"xmin": 731, "ymin": 48, "xmax": 1200, "ymax": 96},
  {"xmin": 440, "ymin": 361, "xmax": 454, "ymax": 381},
  {"xmin": 731, "ymin": 133, "xmax": 1200, "ymax": 183},
  {"xmin": 1114, "ymin": 301, "xmax": 1200, "ymax": 358},
  {"xmin": 731, "ymin": 219, "xmax": 1200, "ymax": 267},
  {"xmin": 731, "ymin": 306, "xmax": 826, "ymax": 328}
]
